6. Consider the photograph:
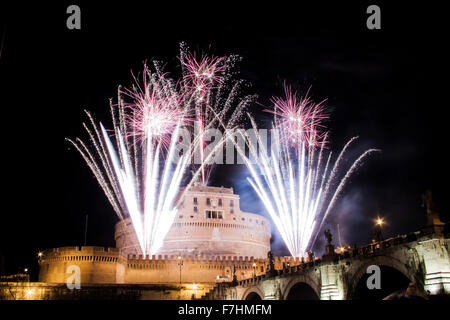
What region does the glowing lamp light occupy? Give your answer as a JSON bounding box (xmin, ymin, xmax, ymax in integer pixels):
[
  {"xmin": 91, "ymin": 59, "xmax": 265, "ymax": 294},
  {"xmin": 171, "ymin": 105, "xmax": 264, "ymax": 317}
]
[
  {"xmin": 192, "ymin": 284, "xmax": 198, "ymax": 290},
  {"xmin": 26, "ymin": 289, "xmax": 34, "ymax": 297},
  {"xmin": 376, "ymin": 217, "xmax": 384, "ymax": 226}
]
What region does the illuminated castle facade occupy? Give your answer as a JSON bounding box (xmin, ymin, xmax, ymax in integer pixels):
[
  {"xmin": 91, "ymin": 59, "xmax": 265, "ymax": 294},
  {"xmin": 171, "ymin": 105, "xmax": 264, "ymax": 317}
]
[
  {"xmin": 38, "ymin": 186, "xmax": 272, "ymax": 284},
  {"xmin": 115, "ymin": 185, "xmax": 271, "ymax": 258}
]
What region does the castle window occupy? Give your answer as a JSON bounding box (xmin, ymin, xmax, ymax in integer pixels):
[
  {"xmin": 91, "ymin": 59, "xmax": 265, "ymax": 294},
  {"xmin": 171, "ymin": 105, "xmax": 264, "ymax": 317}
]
[
  {"xmin": 218, "ymin": 199, "xmax": 222, "ymax": 206},
  {"xmin": 194, "ymin": 206, "xmax": 198, "ymax": 213},
  {"xmin": 205, "ymin": 210, "xmax": 223, "ymax": 219},
  {"xmin": 190, "ymin": 215, "xmax": 194, "ymax": 218},
  {"xmin": 179, "ymin": 215, "xmax": 183, "ymax": 219},
  {"xmin": 193, "ymin": 197, "xmax": 198, "ymax": 205},
  {"xmin": 230, "ymin": 200, "xmax": 234, "ymax": 207},
  {"xmin": 206, "ymin": 198, "xmax": 211, "ymax": 206},
  {"xmin": 230, "ymin": 208, "xmax": 234, "ymax": 214}
]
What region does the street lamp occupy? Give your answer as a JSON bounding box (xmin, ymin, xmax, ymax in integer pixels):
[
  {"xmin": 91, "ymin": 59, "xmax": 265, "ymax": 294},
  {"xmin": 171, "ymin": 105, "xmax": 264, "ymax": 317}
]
[
  {"xmin": 375, "ymin": 216, "xmax": 384, "ymax": 241},
  {"xmin": 177, "ymin": 255, "xmax": 183, "ymax": 285},
  {"xmin": 376, "ymin": 217, "xmax": 384, "ymax": 227},
  {"xmin": 24, "ymin": 268, "xmax": 30, "ymax": 283}
]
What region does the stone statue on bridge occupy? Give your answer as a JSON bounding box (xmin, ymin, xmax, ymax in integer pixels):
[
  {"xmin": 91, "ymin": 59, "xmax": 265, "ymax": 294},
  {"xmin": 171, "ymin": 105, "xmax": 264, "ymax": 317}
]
[
  {"xmin": 324, "ymin": 229, "xmax": 333, "ymax": 245},
  {"xmin": 324, "ymin": 229, "xmax": 335, "ymax": 256},
  {"xmin": 421, "ymin": 190, "xmax": 445, "ymax": 235},
  {"xmin": 267, "ymin": 251, "xmax": 277, "ymax": 276},
  {"xmin": 307, "ymin": 251, "xmax": 315, "ymax": 262}
]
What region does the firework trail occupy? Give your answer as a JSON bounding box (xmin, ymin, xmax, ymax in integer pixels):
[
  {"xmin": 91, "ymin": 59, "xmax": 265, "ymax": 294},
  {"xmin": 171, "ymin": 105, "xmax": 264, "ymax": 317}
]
[
  {"xmin": 231, "ymin": 84, "xmax": 379, "ymax": 257},
  {"xmin": 67, "ymin": 64, "xmax": 194, "ymax": 255},
  {"xmin": 67, "ymin": 44, "xmax": 255, "ymax": 255},
  {"xmin": 179, "ymin": 42, "xmax": 256, "ymax": 185}
]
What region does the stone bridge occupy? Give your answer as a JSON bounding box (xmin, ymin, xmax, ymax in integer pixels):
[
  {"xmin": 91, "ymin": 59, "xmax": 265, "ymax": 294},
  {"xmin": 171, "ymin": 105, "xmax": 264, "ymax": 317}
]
[{"xmin": 203, "ymin": 228, "xmax": 450, "ymax": 300}]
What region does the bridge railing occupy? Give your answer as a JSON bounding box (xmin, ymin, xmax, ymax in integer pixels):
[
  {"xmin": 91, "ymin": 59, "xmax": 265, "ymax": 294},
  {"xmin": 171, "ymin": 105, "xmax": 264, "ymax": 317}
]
[
  {"xmin": 350, "ymin": 230, "xmax": 422, "ymax": 257},
  {"xmin": 260, "ymin": 230, "xmax": 425, "ymax": 278}
]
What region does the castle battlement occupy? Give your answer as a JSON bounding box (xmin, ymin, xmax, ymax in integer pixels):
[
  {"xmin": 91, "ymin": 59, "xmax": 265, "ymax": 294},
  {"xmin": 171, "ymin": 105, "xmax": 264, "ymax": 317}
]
[
  {"xmin": 127, "ymin": 254, "xmax": 265, "ymax": 262},
  {"xmin": 40, "ymin": 246, "xmax": 307, "ymax": 268},
  {"xmin": 38, "ymin": 186, "xmax": 272, "ymax": 285},
  {"xmin": 43, "ymin": 246, "xmax": 121, "ymax": 254},
  {"xmin": 38, "ymin": 246, "xmax": 304, "ymax": 284}
]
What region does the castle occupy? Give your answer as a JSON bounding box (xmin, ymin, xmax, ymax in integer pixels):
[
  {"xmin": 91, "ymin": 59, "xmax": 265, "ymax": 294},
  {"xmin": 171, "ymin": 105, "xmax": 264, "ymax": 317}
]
[
  {"xmin": 12, "ymin": 187, "xmax": 448, "ymax": 300},
  {"xmin": 38, "ymin": 186, "xmax": 274, "ymax": 285}
]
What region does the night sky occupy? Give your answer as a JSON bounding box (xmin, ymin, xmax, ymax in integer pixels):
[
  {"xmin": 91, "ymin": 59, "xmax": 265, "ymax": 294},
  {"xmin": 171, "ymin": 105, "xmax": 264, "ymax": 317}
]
[{"xmin": 0, "ymin": 2, "xmax": 446, "ymax": 279}]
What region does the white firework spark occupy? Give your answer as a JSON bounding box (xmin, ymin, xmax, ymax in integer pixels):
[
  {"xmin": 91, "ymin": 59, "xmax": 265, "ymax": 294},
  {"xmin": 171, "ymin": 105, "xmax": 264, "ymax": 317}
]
[{"xmin": 229, "ymin": 85, "xmax": 380, "ymax": 257}]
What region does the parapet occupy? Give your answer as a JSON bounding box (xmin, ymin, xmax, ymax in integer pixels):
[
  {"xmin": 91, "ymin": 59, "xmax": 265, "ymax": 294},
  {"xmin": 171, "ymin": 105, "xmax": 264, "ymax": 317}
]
[
  {"xmin": 126, "ymin": 254, "xmax": 267, "ymax": 264},
  {"xmin": 39, "ymin": 246, "xmax": 127, "ymax": 264},
  {"xmin": 39, "ymin": 247, "xmax": 311, "ymax": 271}
]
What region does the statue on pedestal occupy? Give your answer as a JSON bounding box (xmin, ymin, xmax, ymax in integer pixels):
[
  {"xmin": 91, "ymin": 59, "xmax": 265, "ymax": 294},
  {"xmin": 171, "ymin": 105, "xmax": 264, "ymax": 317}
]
[
  {"xmin": 324, "ymin": 229, "xmax": 333, "ymax": 245},
  {"xmin": 324, "ymin": 229, "xmax": 335, "ymax": 256},
  {"xmin": 232, "ymin": 265, "xmax": 237, "ymax": 285},
  {"xmin": 266, "ymin": 251, "xmax": 276, "ymax": 276},
  {"xmin": 307, "ymin": 251, "xmax": 315, "ymax": 262},
  {"xmin": 421, "ymin": 190, "xmax": 445, "ymax": 235}
]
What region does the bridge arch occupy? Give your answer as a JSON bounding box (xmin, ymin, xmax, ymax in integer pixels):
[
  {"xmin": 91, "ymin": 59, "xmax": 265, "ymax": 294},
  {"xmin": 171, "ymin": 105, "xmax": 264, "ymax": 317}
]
[
  {"xmin": 242, "ymin": 286, "xmax": 264, "ymax": 300},
  {"xmin": 347, "ymin": 255, "xmax": 416, "ymax": 299},
  {"xmin": 282, "ymin": 274, "xmax": 321, "ymax": 300}
]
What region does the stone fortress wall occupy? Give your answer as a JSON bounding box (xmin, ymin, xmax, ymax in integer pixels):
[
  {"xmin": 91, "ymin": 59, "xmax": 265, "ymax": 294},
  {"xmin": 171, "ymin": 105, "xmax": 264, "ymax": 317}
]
[
  {"xmin": 38, "ymin": 246, "xmax": 304, "ymax": 284},
  {"xmin": 115, "ymin": 186, "xmax": 271, "ymax": 258},
  {"xmin": 39, "ymin": 186, "xmax": 275, "ymax": 285}
]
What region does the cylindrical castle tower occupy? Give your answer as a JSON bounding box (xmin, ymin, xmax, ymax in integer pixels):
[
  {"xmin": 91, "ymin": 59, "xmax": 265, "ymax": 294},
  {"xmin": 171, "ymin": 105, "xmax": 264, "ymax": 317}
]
[{"xmin": 115, "ymin": 185, "xmax": 271, "ymax": 258}]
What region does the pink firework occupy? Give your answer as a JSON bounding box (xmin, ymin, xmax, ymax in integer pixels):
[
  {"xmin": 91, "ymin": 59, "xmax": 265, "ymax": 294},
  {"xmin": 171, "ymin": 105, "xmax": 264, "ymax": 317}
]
[
  {"xmin": 180, "ymin": 51, "xmax": 226, "ymax": 102},
  {"xmin": 121, "ymin": 66, "xmax": 185, "ymax": 149},
  {"xmin": 265, "ymin": 83, "xmax": 329, "ymax": 148}
]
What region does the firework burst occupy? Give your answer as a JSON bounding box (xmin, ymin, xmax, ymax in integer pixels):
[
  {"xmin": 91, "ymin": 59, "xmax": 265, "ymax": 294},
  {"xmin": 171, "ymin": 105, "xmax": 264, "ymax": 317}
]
[
  {"xmin": 179, "ymin": 42, "xmax": 256, "ymax": 185},
  {"xmin": 67, "ymin": 63, "xmax": 195, "ymax": 255},
  {"xmin": 180, "ymin": 51, "xmax": 226, "ymax": 100},
  {"xmin": 120, "ymin": 66, "xmax": 186, "ymax": 150},
  {"xmin": 265, "ymin": 83, "xmax": 329, "ymax": 148},
  {"xmin": 230, "ymin": 84, "xmax": 379, "ymax": 257},
  {"xmin": 67, "ymin": 44, "xmax": 256, "ymax": 254}
]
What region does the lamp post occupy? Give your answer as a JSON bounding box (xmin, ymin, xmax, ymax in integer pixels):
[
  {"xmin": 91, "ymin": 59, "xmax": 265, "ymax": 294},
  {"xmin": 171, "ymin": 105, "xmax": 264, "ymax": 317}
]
[
  {"xmin": 24, "ymin": 267, "xmax": 29, "ymax": 283},
  {"xmin": 177, "ymin": 255, "xmax": 183, "ymax": 285},
  {"xmin": 375, "ymin": 216, "xmax": 384, "ymax": 242}
]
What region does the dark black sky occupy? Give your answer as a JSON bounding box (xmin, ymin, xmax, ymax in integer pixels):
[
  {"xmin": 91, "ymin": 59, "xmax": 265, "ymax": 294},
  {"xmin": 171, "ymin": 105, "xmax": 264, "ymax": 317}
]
[{"xmin": 0, "ymin": 2, "xmax": 446, "ymax": 278}]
